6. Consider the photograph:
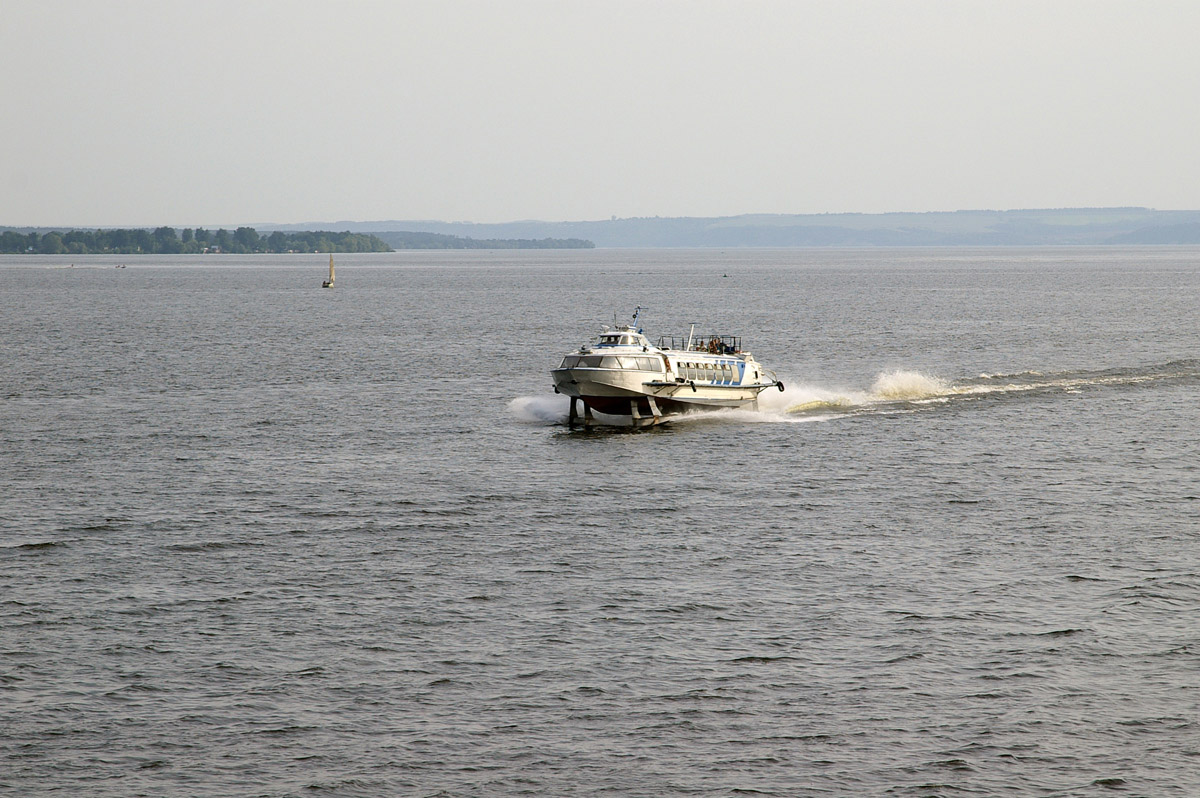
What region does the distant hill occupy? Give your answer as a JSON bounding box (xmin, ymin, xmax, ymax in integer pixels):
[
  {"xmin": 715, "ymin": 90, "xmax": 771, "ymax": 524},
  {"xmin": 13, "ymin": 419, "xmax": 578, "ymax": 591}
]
[
  {"xmin": 263, "ymin": 208, "xmax": 1200, "ymax": 248},
  {"xmin": 375, "ymin": 231, "xmax": 593, "ymax": 249},
  {"xmin": 1105, "ymin": 222, "xmax": 1200, "ymax": 245}
]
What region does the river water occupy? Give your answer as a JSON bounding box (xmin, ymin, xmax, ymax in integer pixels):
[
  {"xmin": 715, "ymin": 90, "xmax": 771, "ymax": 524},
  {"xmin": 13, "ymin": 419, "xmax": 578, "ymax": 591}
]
[{"xmin": 2, "ymin": 248, "xmax": 1198, "ymax": 796}]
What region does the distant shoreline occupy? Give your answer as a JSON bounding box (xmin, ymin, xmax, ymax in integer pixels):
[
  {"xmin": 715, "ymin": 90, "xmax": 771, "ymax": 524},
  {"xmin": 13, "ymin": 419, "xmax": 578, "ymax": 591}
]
[
  {"xmin": 0, "ymin": 227, "xmax": 595, "ymax": 254},
  {"xmin": 0, "ymin": 227, "xmax": 391, "ymax": 255},
  {"xmin": 6, "ymin": 208, "xmax": 1200, "ymax": 249}
]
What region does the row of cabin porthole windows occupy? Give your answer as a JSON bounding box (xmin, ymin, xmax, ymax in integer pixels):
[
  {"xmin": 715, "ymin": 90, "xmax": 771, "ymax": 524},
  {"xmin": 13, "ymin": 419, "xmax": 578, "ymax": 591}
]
[
  {"xmin": 678, "ymin": 362, "xmax": 738, "ymax": 384},
  {"xmin": 558, "ymin": 354, "xmax": 742, "ymax": 385}
]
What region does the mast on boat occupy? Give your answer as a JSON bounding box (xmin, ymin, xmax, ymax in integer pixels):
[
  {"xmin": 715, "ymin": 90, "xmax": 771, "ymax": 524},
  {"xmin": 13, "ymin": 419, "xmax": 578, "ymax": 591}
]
[{"xmin": 322, "ymin": 254, "xmax": 335, "ymax": 288}]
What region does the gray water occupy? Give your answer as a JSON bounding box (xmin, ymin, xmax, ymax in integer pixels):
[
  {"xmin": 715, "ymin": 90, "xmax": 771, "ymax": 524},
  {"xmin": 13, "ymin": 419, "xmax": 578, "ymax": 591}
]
[{"xmin": 2, "ymin": 248, "xmax": 1198, "ymax": 797}]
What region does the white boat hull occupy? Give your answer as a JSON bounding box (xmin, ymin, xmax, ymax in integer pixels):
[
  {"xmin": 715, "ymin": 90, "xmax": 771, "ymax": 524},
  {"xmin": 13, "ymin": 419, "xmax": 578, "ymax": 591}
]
[{"xmin": 552, "ymin": 367, "xmax": 768, "ymax": 416}]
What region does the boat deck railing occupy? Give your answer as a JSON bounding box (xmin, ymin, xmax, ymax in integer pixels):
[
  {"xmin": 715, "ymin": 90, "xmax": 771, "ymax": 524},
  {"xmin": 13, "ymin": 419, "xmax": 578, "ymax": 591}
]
[{"xmin": 656, "ymin": 334, "xmax": 742, "ymax": 354}]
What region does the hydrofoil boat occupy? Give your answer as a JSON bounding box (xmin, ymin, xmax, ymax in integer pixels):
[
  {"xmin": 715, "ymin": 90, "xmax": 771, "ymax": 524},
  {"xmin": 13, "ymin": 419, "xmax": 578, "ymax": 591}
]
[{"xmin": 551, "ymin": 308, "xmax": 783, "ymax": 428}]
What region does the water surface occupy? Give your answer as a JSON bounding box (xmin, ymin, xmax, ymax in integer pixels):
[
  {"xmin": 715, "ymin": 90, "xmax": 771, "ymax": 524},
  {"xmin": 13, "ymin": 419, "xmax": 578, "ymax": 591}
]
[{"xmin": 3, "ymin": 248, "xmax": 1199, "ymax": 796}]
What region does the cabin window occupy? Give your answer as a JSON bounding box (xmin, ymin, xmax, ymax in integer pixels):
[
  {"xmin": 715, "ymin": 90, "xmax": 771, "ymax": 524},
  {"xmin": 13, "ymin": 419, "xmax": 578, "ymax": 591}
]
[
  {"xmin": 581, "ymin": 355, "xmax": 604, "ymax": 367},
  {"xmin": 637, "ymin": 357, "xmax": 658, "ymax": 371},
  {"xmin": 560, "ymin": 355, "xmax": 580, "ymax": 368},
  {"xmin": 600, "ymin": 357, "xmax": 620, "ymax": 368}
]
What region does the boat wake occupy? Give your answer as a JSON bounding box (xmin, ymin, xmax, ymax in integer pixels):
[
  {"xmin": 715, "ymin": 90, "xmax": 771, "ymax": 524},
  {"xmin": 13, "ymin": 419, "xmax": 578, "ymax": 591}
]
[
  {"xmin": 705, "ymin": 369, "xmax": 951, "ymax": 424},
  {"xmin": 510, "ymin": 360, "xmax": 1200, "ymax": 428}
]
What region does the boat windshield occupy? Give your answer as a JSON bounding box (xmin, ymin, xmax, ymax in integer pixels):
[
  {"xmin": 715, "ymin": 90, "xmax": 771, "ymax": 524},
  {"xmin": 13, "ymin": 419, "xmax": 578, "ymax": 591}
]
[{"xmin": 598, "ymin": 333, "xmax": 642, "ymax": 346}]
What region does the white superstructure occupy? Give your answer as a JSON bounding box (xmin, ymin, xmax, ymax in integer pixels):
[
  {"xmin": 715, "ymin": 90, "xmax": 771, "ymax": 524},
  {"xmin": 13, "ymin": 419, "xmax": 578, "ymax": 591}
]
[{"xmin": 551, "ymin": 308, "xmax": 783, "ymax": 428}]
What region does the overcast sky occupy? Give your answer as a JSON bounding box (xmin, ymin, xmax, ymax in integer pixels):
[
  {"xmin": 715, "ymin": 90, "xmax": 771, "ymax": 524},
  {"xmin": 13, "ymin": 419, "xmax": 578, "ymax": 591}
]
[{"xmin": 3, "ymin": 0, "xmax": 1198, "ymax": 227}]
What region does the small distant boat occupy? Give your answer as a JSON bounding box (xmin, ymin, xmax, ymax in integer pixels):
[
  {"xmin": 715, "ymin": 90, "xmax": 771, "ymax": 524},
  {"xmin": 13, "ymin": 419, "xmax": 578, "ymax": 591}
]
[
  {"xmin": 551, "ymin": 307, "xmax": 783, "ymax": 428},
  {"xmin": 322, "ymin": 254, "xmax": 335, "ymax": 288}
]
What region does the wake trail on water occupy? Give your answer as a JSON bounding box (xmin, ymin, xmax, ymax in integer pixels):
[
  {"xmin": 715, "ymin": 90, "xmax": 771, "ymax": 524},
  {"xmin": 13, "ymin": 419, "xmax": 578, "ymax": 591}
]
[
  {"xmin": 509, "ymin": 360, "xmax": 1200, "ymax": 427},
  {"xmin": 744, "ymin": 369, "xmax": 950, "ymax": 424}
]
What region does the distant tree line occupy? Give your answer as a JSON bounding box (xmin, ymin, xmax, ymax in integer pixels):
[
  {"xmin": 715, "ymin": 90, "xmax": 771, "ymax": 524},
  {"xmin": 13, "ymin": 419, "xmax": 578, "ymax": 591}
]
[
  {"xmin": 0, "ymin": 227, "xmax": 392, "ymax": 254},
  {"xmin": 378, "ymin": 231, "xmax": 594, "ymax": 249}
]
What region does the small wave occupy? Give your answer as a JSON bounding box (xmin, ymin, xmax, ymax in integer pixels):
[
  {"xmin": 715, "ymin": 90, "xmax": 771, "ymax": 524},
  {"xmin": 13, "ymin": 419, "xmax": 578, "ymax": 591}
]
[
  {"xmin": 250, "ymin": 725, "xmax": 320, "ymax": 736},
  {"xmin": 1030, "ymin": 628, "xmax": 1088, "ymax": 638},
  {"xmin": 924, "ymin": 758, "xmax": 975, "ymax": 772},
  {"xmin": 166, "ymin": 540, "xmax": 262, "ymax": 553},
  {"xmin": 7, "ymin": 540, "xmax": 68, "ymax": 551},
  {"xmin": 73, "ymin": 521, "xmax": 126, "ymax": 533}
]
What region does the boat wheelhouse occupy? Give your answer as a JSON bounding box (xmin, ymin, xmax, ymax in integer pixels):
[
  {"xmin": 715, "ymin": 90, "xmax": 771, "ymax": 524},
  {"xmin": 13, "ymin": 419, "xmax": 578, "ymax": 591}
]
[{"xmin": 551, "ymin": 308, "xmax": 783, "ymax": 428}]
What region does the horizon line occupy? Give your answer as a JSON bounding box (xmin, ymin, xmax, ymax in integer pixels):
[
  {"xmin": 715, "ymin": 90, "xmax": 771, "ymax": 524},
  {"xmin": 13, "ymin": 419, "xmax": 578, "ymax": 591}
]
[{"xmin": 5, "ymin": 205, "xmax": 1194, "ymax": 230}]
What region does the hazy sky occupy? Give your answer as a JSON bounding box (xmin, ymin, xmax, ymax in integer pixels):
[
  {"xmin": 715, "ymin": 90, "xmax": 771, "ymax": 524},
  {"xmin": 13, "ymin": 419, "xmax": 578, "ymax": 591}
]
[{"xmin": 4, "ymin": 0, "xmax": 1199, "ymax": 226}]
